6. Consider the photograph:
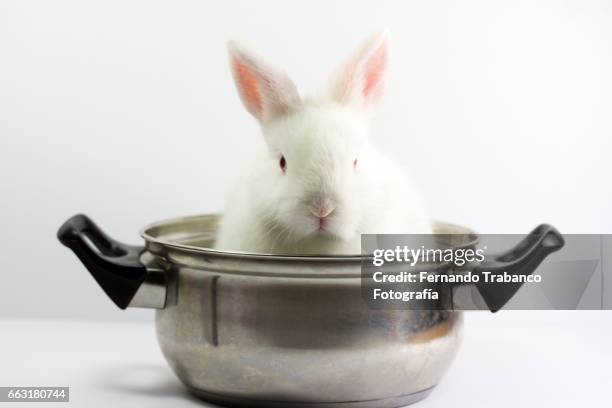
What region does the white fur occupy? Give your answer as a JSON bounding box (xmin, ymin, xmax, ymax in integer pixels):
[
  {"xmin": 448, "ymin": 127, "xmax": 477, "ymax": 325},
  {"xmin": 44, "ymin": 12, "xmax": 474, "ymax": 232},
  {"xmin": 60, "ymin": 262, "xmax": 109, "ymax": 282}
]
[{"xmin": 215, "ymin": 32, "xmax": 431, "ymax": 255}]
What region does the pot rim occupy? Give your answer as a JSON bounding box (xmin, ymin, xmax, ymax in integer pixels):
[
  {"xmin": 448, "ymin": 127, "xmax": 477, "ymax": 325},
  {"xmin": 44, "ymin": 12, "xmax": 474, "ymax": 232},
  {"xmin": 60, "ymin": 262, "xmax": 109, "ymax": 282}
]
[{"xmin": 140, "ymin": 213, "xmax": 479, "ymax": 263}]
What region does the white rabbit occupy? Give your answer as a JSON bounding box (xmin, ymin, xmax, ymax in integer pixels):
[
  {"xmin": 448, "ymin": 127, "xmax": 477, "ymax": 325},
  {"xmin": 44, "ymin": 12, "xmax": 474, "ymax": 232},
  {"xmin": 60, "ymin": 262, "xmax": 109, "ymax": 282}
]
[{"xmin": 215, "ymin": 31, "xmax": 432, "ymax": 255}]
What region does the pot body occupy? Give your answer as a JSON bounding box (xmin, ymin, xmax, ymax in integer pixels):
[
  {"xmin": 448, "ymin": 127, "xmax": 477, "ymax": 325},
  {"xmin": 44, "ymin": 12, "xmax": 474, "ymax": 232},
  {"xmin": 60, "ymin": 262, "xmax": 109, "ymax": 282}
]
[
  {"xmin": 153, "ymin": 252, "xmax": 462, "ymax": 408},
  {"xmin": 58, "ymin": 214, "xmax": 564, "ymax": 408}
]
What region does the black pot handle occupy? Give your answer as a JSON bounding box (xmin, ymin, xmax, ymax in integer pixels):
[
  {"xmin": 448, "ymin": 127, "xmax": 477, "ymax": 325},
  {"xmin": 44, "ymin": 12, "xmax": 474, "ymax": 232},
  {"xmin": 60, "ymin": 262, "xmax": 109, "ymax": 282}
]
[
  {"xmin": 57, "ymin": 214, "xmax": 147, "ymax": 309},
  {"xmin": 473, "ymin": 224, "xmax": 564, "ymax": 312}
]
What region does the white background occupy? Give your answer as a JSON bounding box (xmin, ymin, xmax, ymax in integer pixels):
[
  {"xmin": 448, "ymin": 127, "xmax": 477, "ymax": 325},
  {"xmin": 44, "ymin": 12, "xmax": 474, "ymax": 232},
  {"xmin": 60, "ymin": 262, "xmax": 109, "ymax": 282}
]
[{"xmin": 1, "ymin": 0, "xmax": 611, "ymax": 322}]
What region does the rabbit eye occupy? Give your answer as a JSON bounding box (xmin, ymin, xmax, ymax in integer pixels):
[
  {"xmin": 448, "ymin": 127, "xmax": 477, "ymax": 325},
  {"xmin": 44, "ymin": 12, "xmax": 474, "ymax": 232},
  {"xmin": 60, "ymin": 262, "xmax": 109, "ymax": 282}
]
[
  {"xmin": 353, "ymin": 158, "xmax": 358, "ymax": 168},
  {"xmin": 279, "ymin": 156, "xmax": 287, "ymax": 172}
]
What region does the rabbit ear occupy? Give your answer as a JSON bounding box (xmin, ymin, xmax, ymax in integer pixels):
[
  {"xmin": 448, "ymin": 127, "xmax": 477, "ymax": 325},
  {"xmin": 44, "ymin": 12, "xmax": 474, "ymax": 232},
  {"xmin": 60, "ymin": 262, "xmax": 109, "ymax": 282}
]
[
  {"xmin": 228, "ymin": 42, "xmax": 300, "ymax": 123},
  {"xmin": 330, "ymin": 31, "xmax": 390, "ymax": 110}
]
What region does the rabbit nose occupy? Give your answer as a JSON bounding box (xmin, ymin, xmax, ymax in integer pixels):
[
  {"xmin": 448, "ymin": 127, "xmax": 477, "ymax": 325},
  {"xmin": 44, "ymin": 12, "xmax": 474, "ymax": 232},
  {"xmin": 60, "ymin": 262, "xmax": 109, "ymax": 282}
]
[{"xmin": 309, "ymin": 204, "xmax": 335, "ymax": 219}]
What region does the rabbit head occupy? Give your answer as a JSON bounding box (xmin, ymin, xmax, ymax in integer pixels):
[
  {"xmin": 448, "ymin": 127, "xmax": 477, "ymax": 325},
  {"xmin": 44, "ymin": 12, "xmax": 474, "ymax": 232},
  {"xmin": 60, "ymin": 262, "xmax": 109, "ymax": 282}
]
[{"xmin": 228, "ymin": 32, "xmax": 390, "ymax": 245}]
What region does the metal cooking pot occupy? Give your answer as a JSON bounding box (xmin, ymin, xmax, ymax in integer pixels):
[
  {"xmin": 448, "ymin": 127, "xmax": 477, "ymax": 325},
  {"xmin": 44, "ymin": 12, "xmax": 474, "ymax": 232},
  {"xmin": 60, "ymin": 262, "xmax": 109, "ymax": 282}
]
[{"xmin": 57, "ymin": 214, "xmax": 563, "ymax": 408}]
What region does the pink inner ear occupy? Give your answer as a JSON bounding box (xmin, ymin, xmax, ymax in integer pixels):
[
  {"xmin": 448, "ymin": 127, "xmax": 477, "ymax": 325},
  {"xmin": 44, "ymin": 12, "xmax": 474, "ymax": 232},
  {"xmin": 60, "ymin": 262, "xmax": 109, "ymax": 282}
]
[
  {"xmin": 233, "ymin": 56, "xmax": 262, "ymax": 114},
  {"xmin": 362, "ymin": 43, "xmax": 388, "ymax": 101}
]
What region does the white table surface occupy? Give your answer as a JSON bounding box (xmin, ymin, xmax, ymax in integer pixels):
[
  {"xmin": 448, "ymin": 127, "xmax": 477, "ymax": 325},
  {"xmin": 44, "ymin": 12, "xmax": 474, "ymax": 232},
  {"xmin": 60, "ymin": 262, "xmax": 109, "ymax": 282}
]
[{"xmin": 1, "ymin": 311, "xmax": 610, "ymax": 407}]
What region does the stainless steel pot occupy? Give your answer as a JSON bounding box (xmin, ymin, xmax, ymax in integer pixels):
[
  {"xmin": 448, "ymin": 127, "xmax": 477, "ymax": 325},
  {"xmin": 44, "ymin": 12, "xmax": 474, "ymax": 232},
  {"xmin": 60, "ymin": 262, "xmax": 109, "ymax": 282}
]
[{"xmin": 57, "ymin": 214, "xmax": 563, "ymax": 408}]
